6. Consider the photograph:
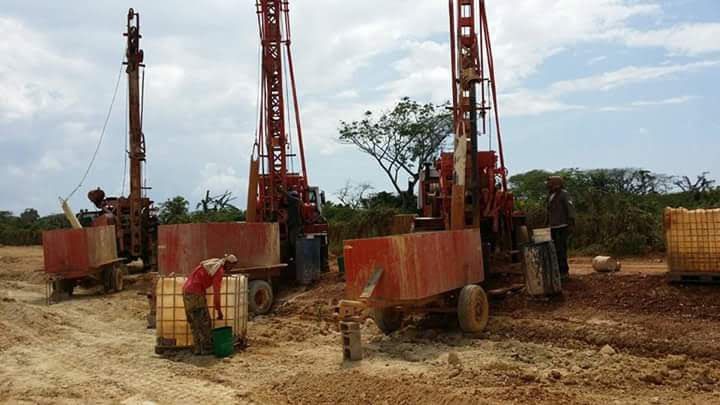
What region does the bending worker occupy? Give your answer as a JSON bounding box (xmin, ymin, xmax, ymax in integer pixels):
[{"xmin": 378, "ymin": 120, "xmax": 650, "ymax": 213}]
[
  {"xmin": 182, "ymin": 254, "xmax": 238, "ymax": 355},
  {"xmin": 546, "ymin": 176, "xmax": 576, "ymax": 280}
]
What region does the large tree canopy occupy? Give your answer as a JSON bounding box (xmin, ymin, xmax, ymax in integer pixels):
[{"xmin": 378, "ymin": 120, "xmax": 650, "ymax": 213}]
[{"xmin": 339, "ymin": 97, "xmax": 452, "ymax": 208}]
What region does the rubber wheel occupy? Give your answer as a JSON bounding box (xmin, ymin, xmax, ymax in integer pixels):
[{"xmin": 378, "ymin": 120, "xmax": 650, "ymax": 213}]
[
  {"xmin": 371, "ymin": 307, "xmax": 403, "ymax": 335},
  {"xmin": 50, "ymin": 280, "xmax": 73, "ymax": 302},
  {"xmin": 112, "ymin": 265, "xmax": 125, "ymax": 292},
  {"xmin": 248, "ymin": 280, "xmax": 274, "ymax": 315},
  {"xmin": 102, "ymin": 268, "xmax": 114, "ymax": 293},
  {"xmin": 457, "ymin": 285, "xmax": 489, "ymax": 333}
]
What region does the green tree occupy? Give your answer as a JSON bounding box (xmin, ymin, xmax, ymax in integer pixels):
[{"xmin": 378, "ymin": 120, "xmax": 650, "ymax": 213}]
[
  {"xmin": 20, "ymin": 208, "xmax": 40, "ymax": 225},
  {"xmin": 339, "ymin": 97, "xmax": 452, "ymax": 209},
  {"xmin": 159, "ymin": 196, "xmax": 190, "ymax": 224}
]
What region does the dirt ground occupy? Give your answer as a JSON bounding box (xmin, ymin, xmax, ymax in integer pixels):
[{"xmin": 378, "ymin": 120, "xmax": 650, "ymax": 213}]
[{"xmin": 1, "ymin": 246, "xmax": 720, "ymax": 404}]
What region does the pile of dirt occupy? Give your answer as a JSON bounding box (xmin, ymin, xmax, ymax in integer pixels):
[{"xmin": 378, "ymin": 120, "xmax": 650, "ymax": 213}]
[
  {"xmin": 275, "ymin": 274, "xmax": 345, "ymax": 322},
  {"xmin": 0, "ymin": 246, "xmax": 46, "ymax": 283},
  {"xmin": 249, "ymin": 316, "xmax": 338, "ymax": 347},
  {"xmin": 264, "ymin": 370, "xmax": 465, "ymax": 405},
  {"xmin": 0, "ymin": 299, "xmax": 72, "ymax": 351},
  {"xmin": 496, "ymin": 273, "xmax": 720, "ymax": 321}
]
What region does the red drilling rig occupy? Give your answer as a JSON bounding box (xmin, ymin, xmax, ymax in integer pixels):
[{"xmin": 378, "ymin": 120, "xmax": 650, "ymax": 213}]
[
  {"xmin": 340, "ymin": 0, "xmax": 526, "ymax": 344},
  {"xmin": 417, "ymin": 0, "xmax": 525, "ymax": 268},
  {"xmin": 81, "ymin": 8, "xmax": 158, "ymax": 270},
  {"xmin": 247, "ymin": 0, "xmax": 328, "ymax": 281},
  {"xmin": 43, "ymin": 9, "xmax": 157, "ymax": 302}
]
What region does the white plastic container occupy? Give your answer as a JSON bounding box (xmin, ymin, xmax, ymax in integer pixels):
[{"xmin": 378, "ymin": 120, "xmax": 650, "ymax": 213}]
[
  {"xmin": 592, "ymin": 256, "xmax": 621, "ymax": 272},
  {"xmin": 155, "ymin": 275, "xmax": 248, "ymax": 352}
]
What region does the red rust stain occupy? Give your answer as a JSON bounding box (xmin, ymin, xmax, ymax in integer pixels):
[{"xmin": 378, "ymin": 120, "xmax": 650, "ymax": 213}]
[
  {"xmin": 344, "ymin": 229, "xmax": 484, "ymax": 303},
  {"xmin": 42, "ymin": 226, "xmax": 117, "ymax": 279},
  {"xmin": 157, "ymin": 222, "xmax": 281, "ymax": 275}
]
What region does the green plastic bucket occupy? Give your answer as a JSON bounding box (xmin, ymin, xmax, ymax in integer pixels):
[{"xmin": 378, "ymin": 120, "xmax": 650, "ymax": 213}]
[{"xmin": 212, "ymin": 326, "xmax": 234, "ymax": 358}]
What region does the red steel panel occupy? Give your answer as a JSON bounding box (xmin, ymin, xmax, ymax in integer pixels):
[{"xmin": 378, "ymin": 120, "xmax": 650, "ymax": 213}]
[
  {"xmin": 344, "ymin": 229, "xmax": 484, "ymax": 303},
  {"xmin": 42, "ymin": 226, "xmax": 118, "ymax": 279},
  {"xmin": 157, "ymin": 222, "xmax": 281, "ymax": 276}
]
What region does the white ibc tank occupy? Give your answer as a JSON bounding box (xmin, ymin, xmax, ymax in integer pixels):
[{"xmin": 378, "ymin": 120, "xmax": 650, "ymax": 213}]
[{"xmin": 155, "ymin": 275, "xmax": 248, "ymax": 350}]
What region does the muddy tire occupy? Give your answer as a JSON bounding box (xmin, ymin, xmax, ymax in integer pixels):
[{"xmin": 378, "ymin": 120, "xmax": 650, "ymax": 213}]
[
  {"xmin": 111, "ymin": 264, "xmax": 125, "ymax": 292},
  {"xmin": 102, "ymin": 268, "xmax": 114, "ymax": 293},
  {"xmin": 50, "ymin": 280, "xmax": 73, "ymax": 302},
  {"xmin": 248, "ymin": 280, "xmax": 273, "ymax": 315},
  {"xmin": 457, "ymin": 285, "xmax": 489, "ymax": 333},
  {"xmin": 371, "ymin": 307, "xmax": 403, "ymax": 335}
]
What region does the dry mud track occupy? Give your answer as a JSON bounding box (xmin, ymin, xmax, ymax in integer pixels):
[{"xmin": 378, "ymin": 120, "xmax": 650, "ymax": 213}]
[{"xmin": 1, "ymin": 246, "xmax": 719, "ymax": 404}]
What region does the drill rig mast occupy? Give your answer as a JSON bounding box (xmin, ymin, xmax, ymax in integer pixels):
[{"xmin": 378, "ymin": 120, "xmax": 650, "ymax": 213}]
[
  {"xmin": 83, "ymin": 8, "xmax": 157, "ymax": 269},
  {"xmin": 125, "ymin": 8, "xmax": 146, "ymax": 259},
  {"xmin": 249, "ymin": 0, "xmax": 327, "ymax": 257},
  {"xmin": 418, "ymin": 0, "xmax": 520, "ymax": 258}
]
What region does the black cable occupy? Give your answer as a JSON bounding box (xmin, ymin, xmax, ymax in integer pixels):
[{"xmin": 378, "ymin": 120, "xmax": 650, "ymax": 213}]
[{"xmin": 65, "ymin": 61, "xmax": 124, "ymax": 201}]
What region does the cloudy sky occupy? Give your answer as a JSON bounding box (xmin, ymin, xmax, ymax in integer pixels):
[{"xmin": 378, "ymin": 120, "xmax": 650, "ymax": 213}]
[{"xmin": 1, "ymin": 0, "xmax": 719, "ymax": 215}]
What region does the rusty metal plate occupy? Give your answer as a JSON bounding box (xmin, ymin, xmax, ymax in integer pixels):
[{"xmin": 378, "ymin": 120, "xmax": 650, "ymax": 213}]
[
  {"xmin": 157, "ymin": 222, "xmax": 281, "ymax": 276},
  {"xmin": 42, "ymin": 226, "xmax": 118, "ymax": 278},
  {"xmin": 344, "ymin": 229, "xmax": 484, "ymax": 304}
]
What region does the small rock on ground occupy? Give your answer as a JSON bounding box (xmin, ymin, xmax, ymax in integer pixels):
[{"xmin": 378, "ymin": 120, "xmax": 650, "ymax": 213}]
[
  {"xmin": 447, "ymin": 352, "xmax": 462, "ymax": 367},
  {"xmin": 599, "ymin": 344, "xmax": 616, "ymax": 356},
  {"xmin": 665, "ymin": 354, "xmax": 687, "ymax": 370}
]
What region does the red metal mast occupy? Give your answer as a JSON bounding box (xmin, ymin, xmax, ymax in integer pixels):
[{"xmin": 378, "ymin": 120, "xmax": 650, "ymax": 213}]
[
  {"xmin": 125, "ymin": 8, "xmax": 145, "ymax": 258},
  {"xmin": 85, "ymin": 8, "xmax": 157, "ymax": 270},
  {"xmin": 447, "ymin": 0, "xmax": 509, "ymax": 229},
  {"xmin": 252, "ymin": 0, "xmax": 317, "ymax": 241},
  {"xmin": 257, "ymin": 0, "xmax": 287, "ymax": 228}
]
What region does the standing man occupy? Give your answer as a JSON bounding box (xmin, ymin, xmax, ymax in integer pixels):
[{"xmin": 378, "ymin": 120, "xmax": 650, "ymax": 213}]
[
  {"xmin": 546, "ymin": 176, "xmax": 575, "ymax": 280},
  {"xmin": 182, "ymin": 254, "xmax": 238, "ymax": 355}
]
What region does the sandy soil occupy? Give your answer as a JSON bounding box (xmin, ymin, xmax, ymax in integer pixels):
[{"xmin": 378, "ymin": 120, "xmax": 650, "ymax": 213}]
[{"xmin": 1, "ymin": 246, "xmax": 719, "ymax": 404}]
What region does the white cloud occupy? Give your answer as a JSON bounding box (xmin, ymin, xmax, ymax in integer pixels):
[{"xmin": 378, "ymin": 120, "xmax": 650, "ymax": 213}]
[
  {"xmin": 597, "ymin": 95, "xmax": 698, "ymax": 112},
  {"xmin": 0, "ymin": 17, "xmax": 92, "ymax": 124},
  {"xmin": 617, "ymin": 23, "xmax": 720, "ymax": 55},
  {"xmin": 506, "ymin": 60, "xmax": 715, "ymax": 117},
  {"xmin": 335, "ymin": 90, "xmax": 359, "ymax": 99},
  {"xmin": 548, "ymin": 61, "xmax": 720, "ymax": 95},
  {"xmin": 630, "ymin": 96, "xmax": 697, "ymax": 107},
  {"xmin": 194, "ymin": 163, "xmax": 247, "ymax": 200},
  {"xmin": 500, "ymin": 90, "xmax": 584, "ymax": 117},
  {"xmin": 148, "ymin": 64, "xmax": 185, "ymax": 95},
  {"xmin": 588, "ymin": 55, "xmax": 607, "ymax": 65}
]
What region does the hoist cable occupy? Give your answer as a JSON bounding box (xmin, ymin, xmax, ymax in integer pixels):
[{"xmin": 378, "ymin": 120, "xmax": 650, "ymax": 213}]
[{"xmin": 64, "ymin": 60, "xmax": 124, "ymax": 201}]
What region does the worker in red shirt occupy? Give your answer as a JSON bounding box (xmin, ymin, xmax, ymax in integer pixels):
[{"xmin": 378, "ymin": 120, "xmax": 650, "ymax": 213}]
[{"xmin": 182, "ymin": 254, "xmax": 238, "ymax": 355}]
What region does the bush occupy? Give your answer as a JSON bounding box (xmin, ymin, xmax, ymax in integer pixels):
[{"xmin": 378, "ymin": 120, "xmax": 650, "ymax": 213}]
[
  {"xmin": 510, "ymin": 168, "xmax": 720, "ymax": 256},
  {"xmin": 323, "ymin": 192, "xmax": 412, "ymax": 255},
  {"xmin": 0, "ymin": 211, "xmax": 70, "ymax": 246}
]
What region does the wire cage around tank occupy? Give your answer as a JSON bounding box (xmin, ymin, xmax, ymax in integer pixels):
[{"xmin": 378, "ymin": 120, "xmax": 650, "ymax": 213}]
[
  {"xmin": 155, "ymin": 275, "xmax": 248, "ymax": 350},
  {"xmin": 664, "ymin": 208, "xmax": 720, "ymax": 273}
]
